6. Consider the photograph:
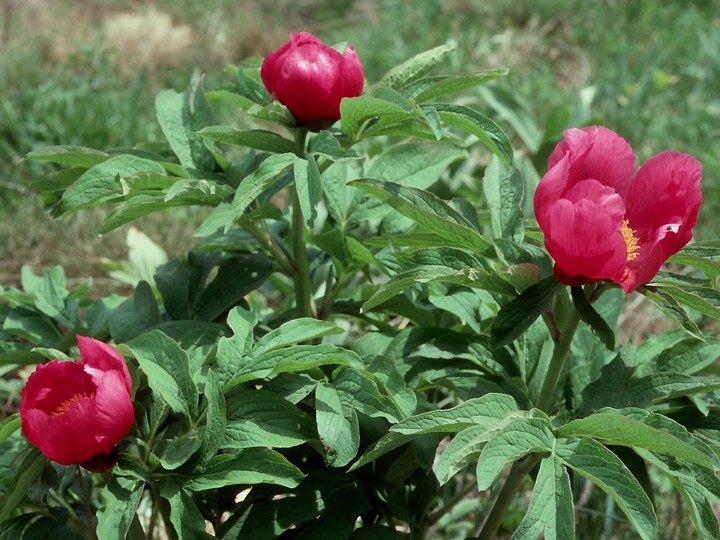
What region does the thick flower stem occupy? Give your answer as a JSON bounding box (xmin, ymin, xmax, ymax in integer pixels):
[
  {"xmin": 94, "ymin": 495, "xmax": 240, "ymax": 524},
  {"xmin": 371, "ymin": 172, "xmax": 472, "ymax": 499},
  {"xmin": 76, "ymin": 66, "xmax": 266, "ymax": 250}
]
[
  {"xmin": 291, "ymin": 128, "xmax": 314, "ymax": 318},
  {"xmin": 478, "ymin": 298, "xmax": 582, "ymax": 539}
]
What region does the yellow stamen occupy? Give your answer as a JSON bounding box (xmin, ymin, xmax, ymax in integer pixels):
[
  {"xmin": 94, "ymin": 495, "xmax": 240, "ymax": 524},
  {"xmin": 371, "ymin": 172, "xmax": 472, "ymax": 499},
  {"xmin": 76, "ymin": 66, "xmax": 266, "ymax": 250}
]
[
  {"xmin": 621, "ymin": 220, "xmax": 640, "ymax": 262},
  {"xmin": 52, "ymin": 392, "xmax": 95, "ymax": 416}
]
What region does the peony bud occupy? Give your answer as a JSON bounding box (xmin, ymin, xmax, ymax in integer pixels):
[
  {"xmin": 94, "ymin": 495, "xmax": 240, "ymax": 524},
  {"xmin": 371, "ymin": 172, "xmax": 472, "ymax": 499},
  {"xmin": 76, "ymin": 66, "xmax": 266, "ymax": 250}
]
[{"xmin": 261, "ymin": 32, "xmax": 364, "ymax": 127}]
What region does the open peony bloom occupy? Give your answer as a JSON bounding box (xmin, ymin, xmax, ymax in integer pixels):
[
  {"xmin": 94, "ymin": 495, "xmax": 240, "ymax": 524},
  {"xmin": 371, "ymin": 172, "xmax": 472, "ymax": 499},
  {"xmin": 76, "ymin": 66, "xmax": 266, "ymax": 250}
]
[
  {"xmin": 534, "ymin": 126, "xmax": 702, "ymax": 293},
  {"xmin": 261, "ymin": 32, "xmax": 364, "ymax": 126},
  {"xmin": 20, "ymin": 337, "xmax": 134, "ymax": 469}
]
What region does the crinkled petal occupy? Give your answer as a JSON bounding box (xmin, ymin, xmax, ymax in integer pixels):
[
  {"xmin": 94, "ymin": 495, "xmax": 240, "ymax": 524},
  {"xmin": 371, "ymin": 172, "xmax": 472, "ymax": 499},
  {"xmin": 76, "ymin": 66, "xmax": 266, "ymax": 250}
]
[
  {"xmin": 548, "ymin": 127, "xmax": 636, "ymax": 196},
  {"xmin": 543, "ymin": 198, "xmax": 628, "ymax": 284}
]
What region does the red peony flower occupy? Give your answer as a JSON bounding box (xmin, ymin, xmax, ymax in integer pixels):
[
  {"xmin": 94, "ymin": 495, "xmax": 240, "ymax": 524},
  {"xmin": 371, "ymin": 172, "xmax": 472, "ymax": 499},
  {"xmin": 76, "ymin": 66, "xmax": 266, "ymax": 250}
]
[
  {"xmin": 261, "ymin": 32, "xmax": 364, "ymax": 126},
  {"xmin": 20, "ymin": 337, "xmax": 134, "ymax": 468},
  {"xmin": 534, "ymin": 126, "xmax": 702, "ymax": 293}
]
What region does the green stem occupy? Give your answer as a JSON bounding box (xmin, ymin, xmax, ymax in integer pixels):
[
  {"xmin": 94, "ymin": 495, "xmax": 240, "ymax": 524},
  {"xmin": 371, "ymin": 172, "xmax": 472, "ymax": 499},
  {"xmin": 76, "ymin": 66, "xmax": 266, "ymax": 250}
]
[
  {"xmin": 291, "ymin": 128, "xmax": 314, "ymax": 318},
  {"xmin": 478, "ymin": 295, "xmax": 582, "ymax": 539},
  {"xmin": 243, "ymin": 221, "xmax": 294, "ymax": 276},
  {"xmin": 536, "ymin": 306, "xmax": 581, "ymax": 412}
]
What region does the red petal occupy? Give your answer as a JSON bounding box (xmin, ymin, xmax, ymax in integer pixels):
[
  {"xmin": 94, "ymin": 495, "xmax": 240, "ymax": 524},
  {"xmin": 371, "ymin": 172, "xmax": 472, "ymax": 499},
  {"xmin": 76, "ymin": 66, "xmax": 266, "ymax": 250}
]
[
  {"xmin": 548, "ymin": 127, "xmax": 636, "ymax": 196},
  {"xmin": 78, "ymin": 337, "xmax": 132, "ymax": 394}
]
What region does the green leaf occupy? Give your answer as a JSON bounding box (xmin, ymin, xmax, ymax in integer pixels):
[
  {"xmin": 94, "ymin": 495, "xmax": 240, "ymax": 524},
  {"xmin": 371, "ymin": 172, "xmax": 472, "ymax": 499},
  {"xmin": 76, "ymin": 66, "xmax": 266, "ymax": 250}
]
[
  {"xmin": 0, "ymin": 415, "xmax": 20, "ymax": 445},
  {"xmin": 434, "ymin": 103, "xmax": 513, "ymax": 165},
  {"xmin": 253, "ymin": 318, "xmax": 344, "ymax": 356},
  {"xmin": 198, "ymin": 153, "xmax": 294, "ymax": 235},
  {"xmin": 479, "ymin": 85, "xmax": 542, "ymax": 153},
  {"xmin": 401, "ymin": 69, "xmax": 509, "ymax": 102},
  {"xmin": 108, "ymin": 281, "xmax": 161, "ymax": 343},
  {"xmin": 657, "ymin": 285, "xmax": 720, "ymax": 319},
  {"xmin": 557, "ymin": 412, "xmax": 714, "ymax": 468},
  {"xmin": 571, "ymin": 285, "xmax": 615, "ymax": 351},
  {"xmin": 476, "ymin": 417, "xmax": 554, "ymax": 490},
  {"xmin": 183, "ymin": 449, "xmax": 304, "ymax": 490},
  {"xmin": 156, "ymin": 79, "xmax": 216, "ymax": 172},
  {"xmin": 511, "ymin": 454, "xmax": 574, "ymax": 540},
  {"xmin": 26, "ymin": 145, "xmax": 110, "ymax": 168},
  {"xmin": 0, "ymin": 447, "xmax": 46, "ymax": 520},
  {"xmin": 670, "ymin": 475, "xmax": 720, "ymax": 539},
  {"xmin": 155, "ymin": 433, "xmax": 203, "ymax": 470},
  {"xmin": 380, "ymin": 44, "xmax": 456, "ymax": 89},
  {"xmin": 350, "ymin": 178, "xmax": 494, "ymax": 255},
  {"xmin": 223, "ymin": 390, "xmax": 315, "ymax": 449},
  {"xmin": 640, "ymin": 288, "xmax": 702, "ymax": 339},
  {"xmin": 654, "ymin": 335, "xmax": 720, "ymax": 374},
  {"xmin": 307, "ymin": 131, "xmax": 363, "ymax": 161},
  {"xmin": 128, "ymin": 330, "xmax": 198, "ymax": 419},
  {"xmin": 482, "ymin": 156, "xmax": 523, "ymax": 241},
  {"xmin": 96, "ymin": 477, "xmax": 144, "ymax": 540},
  {"xmin": 61, "ymin": 155, "xmax": 165, "ymax": 214},
  {"xmin": 316, "ymin": 382, "xmax": 360, "ymax": 467},
  {"xmin": 555, "ymin": 437, "xmax": 657, "ymax": 540},
  {"xmin": 491, "ymin": 275, "xmax": 565, "ymax": 349},
  {"xmin": 197, "ymin": 126, "xmax": 297, "ymax": 153},
  {"xmin": 201, "ymin": 369, "xmax": 226, "ymax": 462},
  {"xmin": 334, "ymin": 368, "xmax": 402, "ymax": 423},
  {"xmin": 214, "ymin": 307, "xmax": 258, "ymax": 387},
  {"xmin": 99, "ymin": 194, "xmax": 186, "ymax": 234},
  {"xmin": 294, "ymin": 156, "xmax": 322, "ymax": 229},
  {"xmin": 391, "ymin": 393, "xmax": 519, "ymax": 435},
  {"xmin": 340, "ymin": 95, "xmax": 420, "ymax": 140},
  {"xmin": 160, "ymin": 479, "xmax": 214, "ymax": 539}
]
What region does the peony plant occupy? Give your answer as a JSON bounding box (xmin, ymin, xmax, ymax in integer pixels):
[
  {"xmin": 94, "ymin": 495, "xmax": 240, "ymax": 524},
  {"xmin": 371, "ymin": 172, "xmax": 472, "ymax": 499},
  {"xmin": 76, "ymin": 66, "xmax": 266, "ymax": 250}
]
[{"xmin": 0, "ymin": 32, "xmax": 719, "ymax": 540}]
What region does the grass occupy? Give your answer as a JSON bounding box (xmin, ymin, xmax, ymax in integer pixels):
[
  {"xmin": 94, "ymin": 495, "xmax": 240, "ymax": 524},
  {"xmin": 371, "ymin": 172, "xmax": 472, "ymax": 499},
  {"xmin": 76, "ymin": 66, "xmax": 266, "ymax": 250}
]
[{"xmin": 1, "ymin": 0, "xmax": 718, "ymax": 277}]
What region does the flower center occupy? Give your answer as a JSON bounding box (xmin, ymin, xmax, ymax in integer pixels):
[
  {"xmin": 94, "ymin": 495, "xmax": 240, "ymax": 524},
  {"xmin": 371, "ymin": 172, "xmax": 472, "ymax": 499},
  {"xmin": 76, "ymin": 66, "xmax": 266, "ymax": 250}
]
[
  {"xmin": 52, "ymin": 392, "xmax": 95, "ymax": 416},
  {"xmin": 621, "ymin": 219, "xmax": 640, "ymax": 262}
]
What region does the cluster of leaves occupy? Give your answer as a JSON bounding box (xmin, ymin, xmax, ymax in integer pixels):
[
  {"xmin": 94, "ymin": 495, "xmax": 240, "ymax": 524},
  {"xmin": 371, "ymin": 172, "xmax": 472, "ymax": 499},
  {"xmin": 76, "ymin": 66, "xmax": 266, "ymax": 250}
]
[{"xmin": 2, "ymin": 44, "xmax": 720, "ymax": 539}]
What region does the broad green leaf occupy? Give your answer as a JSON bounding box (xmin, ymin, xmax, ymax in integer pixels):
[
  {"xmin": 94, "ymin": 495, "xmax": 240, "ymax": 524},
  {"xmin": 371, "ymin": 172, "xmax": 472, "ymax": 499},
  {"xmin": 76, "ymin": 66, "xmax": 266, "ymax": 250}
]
[
  {"xmin": 349, "ymin": 431, "xmax": 415, "ymax": 471},
  {"xmin": 155, "ymin": 433, "xmax": 203, "ymax": 470},
  {"xmin": 0, "ymin": 447, "xmax": 46, "ymax": 520},
  {"xmin": 511, "ymin": 453, "xmax": 574, "ymax": 540},
  {"xmin": 401, "ymin": 69, "xmax": 509, "ymax": 102},
  {"xmin": 316, "ymin": 382, "xmax": 360, "ymax": 467},
  {"xmin": 475, "ymin": 417, "xmax": 554, "ymax": 490},
  {"xmin": 380, "ymin": 44, "xmax": 456, "ymax": 89},
  {"xmin": 671, "ymin": 476, "xmax": 720, "ymax": 540},
  {"xmin": 199, "ymin": 153, "xmax": 294, "ymax": 234},
  {"xmin": 491, "ymin": 275, "xmax": 565, "ymax": 349},
  {"xmin": 557, "ymin": 412, "xmax": 713, "ymax": 468},
  {"xmin": 669, "ymin": 241, "xmax": 720, "ymax": 277},
  {"xmin": 129, "ymin": 330, "xmax": 198, "ymax": 419},
  {"xmin": 100, "ymin": 194, "xmax": 188, "ymax": 233},
  {"xmin": 334, "ymin": 368, "xmax": 402, "ymax": 423},
  {"xmin": 160, "ymin": 479, "xmax": 214, "ymax": 539},
  {"xmin": 164, "ymin": 178, "xmax": 234, "ymax": 205},
  {"xmin": 482, "ymin": 156, "xmax": 523, "ymax": 241},
  {"xmin": 307, "ymin": 131, "xmax": 363, "ymax": 161},
  {"xmin": 658, "ymin": 285, "xmax": 720, "ymax": 319},
  {"xmin": 253, "ymin": 318, "xmax": 343, "ymax": 356},
  {"xmin": 429, "ymin": 290, "xmax": 482, "ymax": 333},
  {"xmin": 108, "ymin": 281, "xmax": 161, "ymax": 343},
  {"xmin": 20, "ymin": 266, "xmax": 72, "ymax": 327},
  {"xmin": 201, "ymin": 369, "xmax": 226, "ymax": 462},
  {"xmin": 96, "ymin": 477, "xmax": 144, "ymax": 540},
  {"xmin": 294, "ymin": 156, "xmax": 322, "ymax": 229},
  {"xmin": 156, "ymin": 80, "xmax": 216, "ymax": 172},
  {"xmin": 350, "ymin": 178, "xmax": 494, "ymax": 255},
  {"xmin": 340, "ymin": 95, "xmax": 420, "ymax": 140},
  {"xmin": 26, "ymin": 145, "xmax": 110, "ymax": 168},
  {"xmin": 224, "ymin": 390, "xmax": 315, "ymax": 449},
  {"xmin": 571, "ymin": 285, "xmax": 615, "ymax": 351},
  {"xmin": 61, "ymin": 155, "xmax": 165, "ymax": 214},
  {"xmin": 479, "ymin": 85, "xmax": 542, "ymax": 152},
  {"xmin": 434, "ymin": 103, "xmax": 513, "ymax": 165},
  {"xmin": 214, "ymin": 307, "xmax": 258, "ymax": 387},
  {"xmin": 555, "ymin": 437, "xmax": 657, "ymax": 540},
  {"xmin": 654, "ymin": 336, "xmax": 720, "ymax": 374},
  {"xmin": 184, "ymin": 449, "xmax": 304, "ymax": 490},
  {"xmin": 391, "ymin": 393, "xmax": 518, "ymax": 435},
  {"xmin": 197, "ymin": 126, "xmax": 297, "ymax": 154}
]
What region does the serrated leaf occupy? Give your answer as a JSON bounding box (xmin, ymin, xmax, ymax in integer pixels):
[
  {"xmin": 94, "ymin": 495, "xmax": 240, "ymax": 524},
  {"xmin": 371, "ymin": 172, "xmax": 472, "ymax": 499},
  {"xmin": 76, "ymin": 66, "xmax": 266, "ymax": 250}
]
[
  {"xmin": 96, "ymin": 477, "xmax": 144, "ymax": 540},
  {"xmin": 491, "ymin": 275, "xmax": 565, "ymax": 349},
  {"xmin": 197, "ymin": 126, "xmax": 297, "ymax": 153},
  {"xmin": 184, "ymin": 449, "xmax": 304, "ymax": 490},
  {"xmin": 475, "ymin": 417, "xmax": 554, "ymax": 490},
  {"xmin": 511, "ymin": 454, "xmax": 574, "ymax": 540},
  {"xmin": 555, "ymin": 437, "xmax": 657, "ymax": 540},
  {"xmin": 380, "ymin": 44, "xmax": 456, "ymax": 89},
  {"xmin": 128, "ymin": 330, "xmax": 198, "ymax": 419}
]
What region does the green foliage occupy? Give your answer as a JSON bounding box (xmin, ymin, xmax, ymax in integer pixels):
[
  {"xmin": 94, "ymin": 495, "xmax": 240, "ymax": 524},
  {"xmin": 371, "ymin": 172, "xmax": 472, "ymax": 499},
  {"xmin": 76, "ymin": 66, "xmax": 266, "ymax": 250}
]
[{"xmin": 1, "ymin": 38, "xmax": 719, "ymax": 540}]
